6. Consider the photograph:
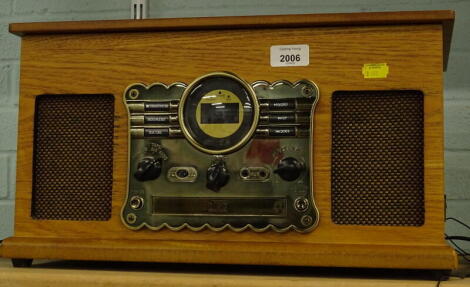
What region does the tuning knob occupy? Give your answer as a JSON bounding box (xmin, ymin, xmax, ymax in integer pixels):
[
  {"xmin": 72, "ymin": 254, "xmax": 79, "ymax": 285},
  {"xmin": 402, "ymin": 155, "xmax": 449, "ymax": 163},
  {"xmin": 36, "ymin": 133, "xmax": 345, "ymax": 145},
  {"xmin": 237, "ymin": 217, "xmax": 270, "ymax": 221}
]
[
  {"xmin": 274, "ymin": 157, "xmax": 304, "ymax": 181},
  {"xmin": 206, "ymin": 160, "xmax": 230, "ymax": 192},
  {"xmin": 134, "ymin": 157, "xmax": 162, "ymax": 181}
]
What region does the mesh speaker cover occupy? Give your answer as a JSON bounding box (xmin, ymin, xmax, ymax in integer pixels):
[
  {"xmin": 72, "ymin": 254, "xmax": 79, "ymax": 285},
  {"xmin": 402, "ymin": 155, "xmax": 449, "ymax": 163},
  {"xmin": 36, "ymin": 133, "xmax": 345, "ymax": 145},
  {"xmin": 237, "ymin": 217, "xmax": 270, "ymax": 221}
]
[
  {"xmin": 331, "ymin": 90, "xmax": 424, "ymax": 226},
  {"xmin": 32, "ymin": 94, "xmax": 114, "ymax": 220}
]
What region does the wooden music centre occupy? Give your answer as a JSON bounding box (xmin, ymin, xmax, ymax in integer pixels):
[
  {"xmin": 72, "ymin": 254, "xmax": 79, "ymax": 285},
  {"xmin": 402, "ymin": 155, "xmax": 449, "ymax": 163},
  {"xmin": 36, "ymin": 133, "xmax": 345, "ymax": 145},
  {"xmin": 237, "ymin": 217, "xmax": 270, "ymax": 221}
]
[{"xmin": 0, "ymin": 10, "xmax": 457, "ymax": 271}]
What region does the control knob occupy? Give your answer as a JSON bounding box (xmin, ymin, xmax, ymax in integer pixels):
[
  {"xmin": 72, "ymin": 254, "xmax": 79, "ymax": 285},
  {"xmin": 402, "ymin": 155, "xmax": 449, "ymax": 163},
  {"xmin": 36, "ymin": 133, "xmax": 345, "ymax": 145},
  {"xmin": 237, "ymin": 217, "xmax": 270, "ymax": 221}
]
[
  {"xmin": 274, "ymin": 157, "xmax": 304, "ymax": 181},
  {"xmin": 206, "ymin": 160, "xmax": 230, "ymax": 192},
  {"xmin": 134, "ymin": 157, "xmax": 163, "ymax": 181}
]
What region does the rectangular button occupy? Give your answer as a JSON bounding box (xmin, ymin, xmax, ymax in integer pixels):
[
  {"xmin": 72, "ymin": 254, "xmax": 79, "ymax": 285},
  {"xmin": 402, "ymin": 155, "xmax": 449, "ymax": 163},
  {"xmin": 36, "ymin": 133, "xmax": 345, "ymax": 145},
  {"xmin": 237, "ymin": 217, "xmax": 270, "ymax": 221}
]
[
  {"xmin": 264, "ymin": 99, "xmax": 295, "ymax": 110},
  {"xmin": 144, "ymin": 128, "xmax": 170, "ymax": 137},
  {"xmin": 145, "ymin": 115, "xmax": 170, "ymax": 124},
  {"xmin": 268, "ymin": 114, "xmax": 296, "ymax": 123},
  {"xmin": 144, "ymin": 102, "xmax": 170, "ymax": 112},
  {"xmin": 268, "ymin": 127, "xmax": 296, "ymax": 137}
]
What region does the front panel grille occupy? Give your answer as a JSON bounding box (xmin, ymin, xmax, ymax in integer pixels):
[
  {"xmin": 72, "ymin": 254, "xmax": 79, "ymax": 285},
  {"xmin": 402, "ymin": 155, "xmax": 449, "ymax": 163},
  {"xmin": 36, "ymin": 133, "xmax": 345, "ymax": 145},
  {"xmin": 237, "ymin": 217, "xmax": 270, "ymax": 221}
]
[
  {"xmin": 331, "ymin": 90, "xmax": 424, "ymax": 226},
  {"xmin": 32, "ymin": 94, "xmax": 114, "ymax": 220}
]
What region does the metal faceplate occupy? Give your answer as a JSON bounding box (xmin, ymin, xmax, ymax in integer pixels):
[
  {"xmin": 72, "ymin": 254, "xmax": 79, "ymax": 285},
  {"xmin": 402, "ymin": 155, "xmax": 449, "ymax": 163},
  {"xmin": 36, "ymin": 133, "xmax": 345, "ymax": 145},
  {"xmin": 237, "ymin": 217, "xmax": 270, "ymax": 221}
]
[{"xmin": 122, "ymin": 75, "xmax": 319, "ymax": 233}]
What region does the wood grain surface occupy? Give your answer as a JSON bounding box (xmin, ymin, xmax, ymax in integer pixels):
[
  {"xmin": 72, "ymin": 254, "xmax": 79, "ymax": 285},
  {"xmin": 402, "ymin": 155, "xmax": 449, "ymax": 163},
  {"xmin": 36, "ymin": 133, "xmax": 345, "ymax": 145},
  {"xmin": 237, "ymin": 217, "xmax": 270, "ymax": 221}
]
[
  {"xmin": 0, "ymin": 237, "xmax": 458, "ymax": 269},
  {"xmin": 1, "ymin": 13, "xmax": 457, "ymax": 269},
  {"xmin": 8, "ymin": 10, "xmax": 455, "ymax": 70},
  {"xmin": 1, "ymin": 258, "xmax": 469, "ymax": 287}
]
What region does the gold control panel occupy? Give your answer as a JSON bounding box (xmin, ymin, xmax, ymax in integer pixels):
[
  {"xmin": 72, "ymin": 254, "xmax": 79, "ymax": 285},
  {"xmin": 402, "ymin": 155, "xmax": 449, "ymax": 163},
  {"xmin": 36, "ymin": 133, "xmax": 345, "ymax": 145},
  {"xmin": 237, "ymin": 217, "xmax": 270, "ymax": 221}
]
[{"xmin": 122, "ymin": 72, "xmax": 320, "ymax": 232}]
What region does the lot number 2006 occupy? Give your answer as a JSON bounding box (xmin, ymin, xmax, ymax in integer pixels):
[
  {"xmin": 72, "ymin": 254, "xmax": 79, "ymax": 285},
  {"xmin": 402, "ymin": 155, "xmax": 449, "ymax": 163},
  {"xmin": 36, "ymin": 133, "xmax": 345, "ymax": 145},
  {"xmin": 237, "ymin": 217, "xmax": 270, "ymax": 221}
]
[{"xmin": 280, "ymin": 54, "xmax": 301, "ymax": 62}]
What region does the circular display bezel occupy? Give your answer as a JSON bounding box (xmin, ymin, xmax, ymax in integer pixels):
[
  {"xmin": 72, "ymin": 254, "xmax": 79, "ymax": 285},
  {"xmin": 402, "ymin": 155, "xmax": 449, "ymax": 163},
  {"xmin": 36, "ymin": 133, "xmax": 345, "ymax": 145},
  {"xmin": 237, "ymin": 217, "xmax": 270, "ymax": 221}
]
[{"xmin": 178, "ymin": 72, "xmax": 259, "ymax": 154}]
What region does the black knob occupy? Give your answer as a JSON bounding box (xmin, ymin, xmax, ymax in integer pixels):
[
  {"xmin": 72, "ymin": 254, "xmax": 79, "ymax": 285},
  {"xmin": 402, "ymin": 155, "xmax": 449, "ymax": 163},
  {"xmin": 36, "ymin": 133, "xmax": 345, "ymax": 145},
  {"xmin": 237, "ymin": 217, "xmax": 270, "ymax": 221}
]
[
  {"xmin": 274, "ymin": 157, "xmax": 304, "ymax": 181},
  {"xmin": 206, "ymin": 161, "xmax": 230, "ymax": 192},
  {"xmin": 134, "ymin": 157, "xmax": 162, "ymax": 181}
]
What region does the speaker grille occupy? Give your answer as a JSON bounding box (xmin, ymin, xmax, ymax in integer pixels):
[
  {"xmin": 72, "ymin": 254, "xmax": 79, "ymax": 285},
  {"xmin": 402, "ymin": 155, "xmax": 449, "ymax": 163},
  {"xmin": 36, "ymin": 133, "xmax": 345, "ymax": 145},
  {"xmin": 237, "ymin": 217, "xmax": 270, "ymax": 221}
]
[
  {"xmin": 331, "ymin": 90, "xmax": 424, "ymax": 226},
  {"xmin": 32, "ymin": 94, "xmax": 114, "ymax": 220}
]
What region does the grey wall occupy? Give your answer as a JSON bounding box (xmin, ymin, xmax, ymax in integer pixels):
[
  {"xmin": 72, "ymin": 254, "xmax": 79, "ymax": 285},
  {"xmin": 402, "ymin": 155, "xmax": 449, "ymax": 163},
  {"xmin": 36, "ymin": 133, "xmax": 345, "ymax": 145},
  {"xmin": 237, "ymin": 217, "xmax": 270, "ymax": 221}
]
[{"xmin": 0, "ymin": 0, "xmax": 469, "ymax": 251}]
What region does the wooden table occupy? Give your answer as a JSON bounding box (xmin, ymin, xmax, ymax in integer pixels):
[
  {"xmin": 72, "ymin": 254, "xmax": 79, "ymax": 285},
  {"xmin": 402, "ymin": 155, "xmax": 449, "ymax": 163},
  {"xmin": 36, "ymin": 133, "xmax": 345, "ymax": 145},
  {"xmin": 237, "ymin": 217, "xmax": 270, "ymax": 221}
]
[{"xmin": 0, "ymin": 258, "xmax": 469, "ymax": 287}]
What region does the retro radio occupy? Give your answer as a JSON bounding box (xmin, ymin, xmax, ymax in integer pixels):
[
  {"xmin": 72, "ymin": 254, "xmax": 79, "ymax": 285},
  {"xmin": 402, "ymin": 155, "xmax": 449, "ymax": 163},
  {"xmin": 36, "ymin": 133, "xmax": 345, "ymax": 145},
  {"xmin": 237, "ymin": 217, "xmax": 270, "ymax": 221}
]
[{"xmin": 0, "ymin": 10, "xmax": 458, "ymax": 270}]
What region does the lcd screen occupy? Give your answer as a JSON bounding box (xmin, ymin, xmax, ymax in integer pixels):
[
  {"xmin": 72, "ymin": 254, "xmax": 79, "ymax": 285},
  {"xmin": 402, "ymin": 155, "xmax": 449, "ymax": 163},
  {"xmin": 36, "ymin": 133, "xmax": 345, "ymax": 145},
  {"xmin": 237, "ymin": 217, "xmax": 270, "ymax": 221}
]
[{"xmin": 200, "ymin": 103, "xmax": 239, "ymax": 124}]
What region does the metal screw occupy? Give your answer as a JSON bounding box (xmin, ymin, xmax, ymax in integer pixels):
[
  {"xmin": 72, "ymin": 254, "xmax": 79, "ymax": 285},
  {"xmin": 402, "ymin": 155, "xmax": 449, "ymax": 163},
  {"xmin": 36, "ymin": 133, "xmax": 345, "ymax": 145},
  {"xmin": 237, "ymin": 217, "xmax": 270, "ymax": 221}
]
[
  {"xmin": 301, "ymin": 85, "xmax": 314, "ymax": 97},
  {"xmin": 129, "ymin": 88, "xmax": 139, "ymax": 99},
  {"xmin": 126, "ymin": 213, "xmax": 137, "ymax": 224},
  {"xmin": 130, "ymin": 196, "xmax": 144, "ymax": 210},
  {"xmin": 294, "ymin": 197, "xmax": 309, "ymax": 212},
  {"xmin": 301, "ymin": 215, "xmax": 313, "ymax": 226}
]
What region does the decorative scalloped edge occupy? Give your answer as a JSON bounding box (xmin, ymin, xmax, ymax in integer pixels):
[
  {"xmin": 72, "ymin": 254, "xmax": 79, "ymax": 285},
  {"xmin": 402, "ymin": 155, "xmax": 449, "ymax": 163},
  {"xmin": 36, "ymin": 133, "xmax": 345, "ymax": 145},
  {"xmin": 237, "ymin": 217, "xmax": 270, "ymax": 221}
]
[
  {"xmin": 122, "ymin": 78, "xmax": 320, "ymax": 234},
  {"xmin": 251, "ymin": 79, "xmax": 319, "ymax": 93},
  {"xmin": 124, "ymin": 81, "xmax": 187, "ymax": 99},
  {"xmin": 135, "ymin": 221, "xmax": 316, "ymax": 234}
]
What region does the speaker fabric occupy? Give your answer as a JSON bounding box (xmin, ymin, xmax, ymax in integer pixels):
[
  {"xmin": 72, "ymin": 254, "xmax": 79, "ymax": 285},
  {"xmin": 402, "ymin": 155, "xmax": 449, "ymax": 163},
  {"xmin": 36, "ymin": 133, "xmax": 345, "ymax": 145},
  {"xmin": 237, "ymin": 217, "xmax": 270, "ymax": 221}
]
[
  {"xmin": 331, "ymin": 90, "xmax": 425, "ymax": 226},
  {"xmin": 31, "ymin": 94, "xmax": 114, "ymax": 221}
]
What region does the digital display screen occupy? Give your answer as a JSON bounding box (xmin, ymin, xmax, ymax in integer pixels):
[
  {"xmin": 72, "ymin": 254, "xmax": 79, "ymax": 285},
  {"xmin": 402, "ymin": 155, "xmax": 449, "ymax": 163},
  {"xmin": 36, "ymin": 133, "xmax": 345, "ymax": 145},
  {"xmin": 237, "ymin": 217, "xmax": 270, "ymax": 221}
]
[{"xmin": 200, "ymin": 103, "xmax": 239, "ymax": 124}]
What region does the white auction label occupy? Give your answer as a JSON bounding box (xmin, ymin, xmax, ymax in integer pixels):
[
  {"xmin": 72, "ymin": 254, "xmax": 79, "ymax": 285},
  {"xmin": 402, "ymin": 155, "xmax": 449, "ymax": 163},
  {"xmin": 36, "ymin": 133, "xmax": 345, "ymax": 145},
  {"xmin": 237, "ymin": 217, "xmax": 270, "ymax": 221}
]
[{"xmin": 270, "ymin": 44, "xmax": 309, "ymax": 67}]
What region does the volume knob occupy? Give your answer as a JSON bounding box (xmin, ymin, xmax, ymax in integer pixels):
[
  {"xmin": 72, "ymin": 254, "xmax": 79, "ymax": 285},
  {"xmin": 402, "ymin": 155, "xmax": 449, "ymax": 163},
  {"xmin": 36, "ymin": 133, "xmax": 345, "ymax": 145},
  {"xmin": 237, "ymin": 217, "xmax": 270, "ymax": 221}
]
[
  {"xmin": 134, "ymin": 157, "xmax": 162, "ymax": 181},
  {"xmin": 274, "ymin": 157, "xmax": 304, "ymax": 181},
  {"xmin": 206, "ymin": 161, "xmax": 230, "ymax": 192}
]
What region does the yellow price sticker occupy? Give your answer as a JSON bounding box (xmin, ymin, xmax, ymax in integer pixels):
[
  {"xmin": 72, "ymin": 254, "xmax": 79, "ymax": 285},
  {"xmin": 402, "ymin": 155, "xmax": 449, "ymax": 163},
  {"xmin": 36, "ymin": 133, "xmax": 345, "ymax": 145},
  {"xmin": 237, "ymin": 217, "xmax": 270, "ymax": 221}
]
[{"xmin": 362, "ymin": 63, "xmax": 389, "ymax": 79}]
